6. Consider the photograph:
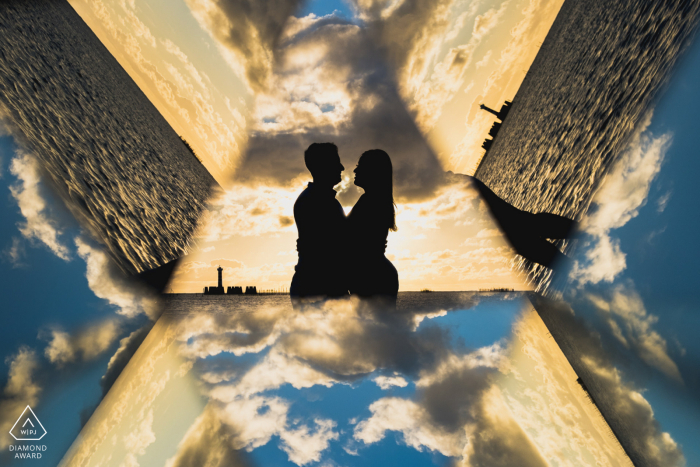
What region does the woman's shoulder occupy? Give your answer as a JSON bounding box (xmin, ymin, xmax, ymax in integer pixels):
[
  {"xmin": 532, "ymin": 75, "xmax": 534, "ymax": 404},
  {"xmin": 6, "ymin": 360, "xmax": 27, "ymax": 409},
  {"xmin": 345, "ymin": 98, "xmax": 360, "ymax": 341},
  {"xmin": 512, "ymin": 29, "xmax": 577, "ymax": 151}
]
[{"xmin": 350, "ymin": 194, "xmax": 392, "ymax": 228}]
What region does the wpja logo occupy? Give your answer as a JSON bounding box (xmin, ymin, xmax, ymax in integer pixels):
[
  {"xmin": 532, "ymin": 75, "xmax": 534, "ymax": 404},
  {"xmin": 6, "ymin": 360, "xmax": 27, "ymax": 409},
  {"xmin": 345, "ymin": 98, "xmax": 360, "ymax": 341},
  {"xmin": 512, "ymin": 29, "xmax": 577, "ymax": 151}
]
[{"xmin": 8, "ymin": 406, "xmax": 47, "ymax": 460}]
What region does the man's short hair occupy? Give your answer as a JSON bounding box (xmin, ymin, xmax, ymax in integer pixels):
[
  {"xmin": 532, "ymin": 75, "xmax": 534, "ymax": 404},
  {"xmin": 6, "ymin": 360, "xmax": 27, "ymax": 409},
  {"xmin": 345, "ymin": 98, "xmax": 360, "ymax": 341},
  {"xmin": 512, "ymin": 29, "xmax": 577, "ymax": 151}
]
[{"xmin": 304, "ymin": 142, "xmax": 338, "ymax": 176}]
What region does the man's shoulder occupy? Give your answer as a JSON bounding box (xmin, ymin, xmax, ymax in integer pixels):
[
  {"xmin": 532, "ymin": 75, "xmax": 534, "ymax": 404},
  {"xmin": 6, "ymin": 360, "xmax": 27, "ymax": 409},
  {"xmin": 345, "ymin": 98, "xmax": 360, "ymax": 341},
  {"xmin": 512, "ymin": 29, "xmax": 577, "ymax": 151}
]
[
  {"xmin": 294, "ymin": 184, "xmax": 343, "ymax": 218},
  {"xmin": 294, "ymin": 185, "xmax": 316, "ymax": 209}
]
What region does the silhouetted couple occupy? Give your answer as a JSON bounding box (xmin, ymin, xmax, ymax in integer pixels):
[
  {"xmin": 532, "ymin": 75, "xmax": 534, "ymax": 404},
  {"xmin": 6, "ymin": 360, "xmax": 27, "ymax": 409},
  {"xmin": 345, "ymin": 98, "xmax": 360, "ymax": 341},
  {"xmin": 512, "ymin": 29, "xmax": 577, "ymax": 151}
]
[{"xmin": 290, "ymin": 143, "xmax": 399, "ymax": 309}]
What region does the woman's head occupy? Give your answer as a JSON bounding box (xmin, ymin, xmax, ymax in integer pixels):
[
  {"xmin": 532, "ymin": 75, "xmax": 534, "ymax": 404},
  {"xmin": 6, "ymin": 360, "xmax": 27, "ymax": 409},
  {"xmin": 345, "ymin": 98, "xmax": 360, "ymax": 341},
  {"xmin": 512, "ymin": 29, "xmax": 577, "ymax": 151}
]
[
  {"xmin": 354, "ymin": 149, "xmax": 397, "ymax": 231},
  {"xmin": 353, "ymin": 149, "xmax": 392, "ymax": 191}
]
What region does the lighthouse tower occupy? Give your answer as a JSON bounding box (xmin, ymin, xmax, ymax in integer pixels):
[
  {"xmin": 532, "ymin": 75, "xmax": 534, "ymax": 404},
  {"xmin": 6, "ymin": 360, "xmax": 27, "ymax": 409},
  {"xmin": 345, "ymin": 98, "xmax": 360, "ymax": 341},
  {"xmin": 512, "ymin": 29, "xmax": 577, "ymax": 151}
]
[{"xmin": 217, "ymin": 266, "xmax": 223, "ymax": 291}]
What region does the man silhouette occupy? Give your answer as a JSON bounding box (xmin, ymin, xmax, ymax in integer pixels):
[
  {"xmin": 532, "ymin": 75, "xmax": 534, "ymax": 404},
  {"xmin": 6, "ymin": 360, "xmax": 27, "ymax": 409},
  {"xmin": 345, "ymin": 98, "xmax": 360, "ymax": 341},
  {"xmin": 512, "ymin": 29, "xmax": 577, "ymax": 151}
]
[{"xmin": 290, "ymin": 143, "xmax": 348, "ymax": 305}]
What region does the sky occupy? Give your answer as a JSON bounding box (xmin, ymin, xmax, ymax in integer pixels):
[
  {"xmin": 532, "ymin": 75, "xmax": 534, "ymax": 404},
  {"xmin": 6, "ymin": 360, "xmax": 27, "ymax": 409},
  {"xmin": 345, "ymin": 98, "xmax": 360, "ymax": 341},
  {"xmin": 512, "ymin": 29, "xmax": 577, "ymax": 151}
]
[
  {"xmin": 65, "ymin": 0, "xmax": 565, "ymax": 292},
  {"xmin": 1, "ymin": 0, "xmax": 700, "ymax": 466}
]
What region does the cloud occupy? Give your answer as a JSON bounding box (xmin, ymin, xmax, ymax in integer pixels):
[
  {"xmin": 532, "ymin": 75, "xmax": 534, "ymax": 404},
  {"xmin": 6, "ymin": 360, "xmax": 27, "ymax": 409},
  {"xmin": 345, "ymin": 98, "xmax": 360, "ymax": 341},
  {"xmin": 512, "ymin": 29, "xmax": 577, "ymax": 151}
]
[
  {"xmin": 0, "ymin": 347, "xmax": 41, "ymax": 449},
  {"xmin": 352, "ymin": 341, "xmax": 544, "ymax": 466},
  {"xmin": 65, "ymin": 290, "xmax": 665, "ymax": 466},
  {"xmin": 196, "ymin": 182, "xmax": 303, "ymax": 242},
  {"xmin": 168, "ymin": 298, "xmax": 522, "ymax": 464},
  {"xmin": 122, "ymin": 408, "xmax": 157, "ymax": 467},
  {"xmin": 8, "ymin": 152, "xmax": 71, "ymax": 260},
  {"xmin": 373, "ymin": 374, "xmax": 408, "ymax": 389},
  {"xmin": 42, "ymin": 319, "xmax": 122, "ymax": 367},
  {"xmin": 656, "ymin": 190, "xmax": 672, "ymax": 212},
  {"xmin": 1, "ymin": 237, "xmax": 26, "ymax": 267},
  {"xmin": 101, "ymin": 323, "xmax": 154, "ymax": 396},
  {"xmin": 279, "ymin": 418, "xmax": 339, "ymax": 465},
  {"xmin": 184, "ymin": 0, "xmax": 303, "ymax": 93},
  {"xmin": 586, "ymin": 283, "xmax": 682, "ymax": 381},
  {"xmin": 203, "ymin": 394, "xmax": 338, "ymax": 466},
  {"xmin": 354, "ymin": 397, "xmax": 465, "ymax": 456},
  {"xmin": 187, "ymin": 7, "xmax": 445, "ymax": 199},
  {"xmin": 475, "ymin": 50, "xmax": 492, "ymax": 68},
  {"xmin": 164, "ymin": 405, "xmax": 253, "ymax": 467},
  {"xmin": 571, "ymin": 118, "xmax": 671, "ymax": 285},
  {"xmin": 75, "ymin": 236, "xmax": 161, "ymax": 318},
  {"xmin": 475, "ymin": 228, "xmax": 499, "ymax": 238}
]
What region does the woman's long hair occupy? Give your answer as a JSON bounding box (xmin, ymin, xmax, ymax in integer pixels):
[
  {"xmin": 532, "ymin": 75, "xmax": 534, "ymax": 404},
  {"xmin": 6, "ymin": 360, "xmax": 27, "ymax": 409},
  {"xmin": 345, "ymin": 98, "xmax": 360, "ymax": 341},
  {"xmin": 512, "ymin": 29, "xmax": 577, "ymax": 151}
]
[{"xmin": 360, "ymin": 149, "xmax": 397, "ymax": 231}]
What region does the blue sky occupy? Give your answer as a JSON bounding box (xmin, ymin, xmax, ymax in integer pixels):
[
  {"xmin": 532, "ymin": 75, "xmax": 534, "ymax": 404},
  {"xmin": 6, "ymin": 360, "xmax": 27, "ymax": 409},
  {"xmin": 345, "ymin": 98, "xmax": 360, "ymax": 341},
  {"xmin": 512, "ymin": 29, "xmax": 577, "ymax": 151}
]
[{"xmin": 299, "ymin": 0, "xmax": 354, "ymax": 18}]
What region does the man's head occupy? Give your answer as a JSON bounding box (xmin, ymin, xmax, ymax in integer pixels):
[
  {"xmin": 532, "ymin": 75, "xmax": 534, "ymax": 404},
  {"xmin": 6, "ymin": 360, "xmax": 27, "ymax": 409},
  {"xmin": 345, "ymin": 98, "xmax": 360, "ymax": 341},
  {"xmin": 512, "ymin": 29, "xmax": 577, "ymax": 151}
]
[{"xmin": 304, "ymin": 142, "xmax": 344, "ymax": 187}]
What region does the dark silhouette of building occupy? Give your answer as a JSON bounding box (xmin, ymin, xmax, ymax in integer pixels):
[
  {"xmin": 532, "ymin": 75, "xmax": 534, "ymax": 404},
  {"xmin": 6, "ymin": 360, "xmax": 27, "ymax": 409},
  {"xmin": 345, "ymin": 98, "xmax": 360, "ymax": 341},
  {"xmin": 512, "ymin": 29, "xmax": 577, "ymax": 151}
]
[
  {"xmin": 488, "ymin": 121, "xmax": 502, "ymax": 138},
  {"xmin": 201, "ymin": 265, "xmax": 260, "ymax": 295},
  {"xmin": 203, "ymin": 265, "xmax": 225, "ymax": 294},
  {"xmin": 479, "ymin": 101, "xmax": 512, "ymax": 121},
  {"xmin": 479, "ymin": 101, "xmax": 512, "ymax": 154}
]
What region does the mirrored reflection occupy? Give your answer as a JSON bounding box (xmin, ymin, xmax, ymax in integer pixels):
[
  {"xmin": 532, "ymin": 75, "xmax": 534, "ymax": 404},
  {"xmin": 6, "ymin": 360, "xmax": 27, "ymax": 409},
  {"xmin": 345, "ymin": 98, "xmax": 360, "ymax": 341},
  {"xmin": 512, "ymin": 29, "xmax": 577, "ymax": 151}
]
[
  {"xmin": 62, "ymin": 293, "xmax": 648, "ymax": 467},
  {"xmin": 473, "ymin": 1, "xmax": 700, "ymax": 292},
  {"xmin": 0, "ymin": 2, "xmax": 218, "ymax": 278}
]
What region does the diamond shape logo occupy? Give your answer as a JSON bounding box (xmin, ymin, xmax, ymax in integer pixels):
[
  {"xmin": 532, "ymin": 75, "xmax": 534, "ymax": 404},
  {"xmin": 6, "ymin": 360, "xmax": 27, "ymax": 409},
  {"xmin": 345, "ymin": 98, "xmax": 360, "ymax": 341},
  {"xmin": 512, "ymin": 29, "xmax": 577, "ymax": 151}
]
[{"xmin": 9, "ymin": 406, "xmax": 46, "ymax": 441}]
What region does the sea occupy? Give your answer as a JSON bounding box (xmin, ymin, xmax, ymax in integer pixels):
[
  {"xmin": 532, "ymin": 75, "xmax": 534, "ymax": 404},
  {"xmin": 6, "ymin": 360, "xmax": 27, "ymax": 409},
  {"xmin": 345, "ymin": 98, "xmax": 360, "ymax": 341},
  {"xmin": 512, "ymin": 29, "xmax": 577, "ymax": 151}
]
[
  {"xmin": 476, "ymin": 0, "xmax": 700, "ymax": 290},
  {"xmin": 162, "ymin": 290, "xmax": 497, "ymax": 314},
  {"xmin": 0, "ymin": 1, "xmax": 216, "ymax": 274}
]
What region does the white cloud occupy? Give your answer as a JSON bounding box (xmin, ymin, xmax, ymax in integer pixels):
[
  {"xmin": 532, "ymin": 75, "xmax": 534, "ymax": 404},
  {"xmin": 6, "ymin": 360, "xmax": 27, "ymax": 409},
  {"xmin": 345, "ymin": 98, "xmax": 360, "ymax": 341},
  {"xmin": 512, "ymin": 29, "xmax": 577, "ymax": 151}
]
[
  {"xmin": 475, "ymin": 50, "xmax": 492, "ymax": 68},
  {"xmin": 373, "ymin": 374, "xmax": 409, "ymax": 389},
  {"xmin": 279, "ymin": 418, "xmax": 339, "ymax": 465},
  {"xmin": 164, "ymin": 405, "xmax": 246, "ymax": 467},
  {"xmin": 9, "ymin": 152, "xmax": 71, "ymax": 260},
  {"xmin": 656, "ymin": 189, "xmax": 672, "ymax": 213},
  {"xmin": 353, "ymin": 397, "xmax": 465, "ymax": 456},
  {"xmin": 475, "ymin": 227, "xmax": 499, "ymax": 238},
  {"xmin": 571, "ymin": 118, "xmax": 671, "ymax": 285},
  {"xmin": 43, "ymin": 319, "xmax": 122, "ymax": 367},
  {"xmin": 2, "ymin": 237, "xmax": 26, "ymax": 267},
  {"xmin": 75, "ymin": 236, "xmax": 160, "ymax": 318}
]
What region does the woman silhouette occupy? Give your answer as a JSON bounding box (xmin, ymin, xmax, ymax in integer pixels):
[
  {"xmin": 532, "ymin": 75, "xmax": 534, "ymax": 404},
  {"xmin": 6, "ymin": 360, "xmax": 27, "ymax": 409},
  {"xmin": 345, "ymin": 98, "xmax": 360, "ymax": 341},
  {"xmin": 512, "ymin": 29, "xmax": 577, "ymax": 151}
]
[{"xmin": 348, "ymin": 149, "xmax": 399, "ymax": 307}]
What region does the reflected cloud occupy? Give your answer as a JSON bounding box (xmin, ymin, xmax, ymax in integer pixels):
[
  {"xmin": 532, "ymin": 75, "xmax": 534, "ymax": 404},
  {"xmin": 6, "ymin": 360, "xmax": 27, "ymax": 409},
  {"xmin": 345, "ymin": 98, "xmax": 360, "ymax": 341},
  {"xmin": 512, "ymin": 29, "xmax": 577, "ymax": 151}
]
[
  {"xmin": 586, "ymin": 283, "xmax": 681, "ymax": 382},
  {"xmin": 64, "ymin": 293, "xmax": 651, "ymax": 466},
  {"xmin": 531, "ymin": 293, "xmax": 683, "ymax": 467}
]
